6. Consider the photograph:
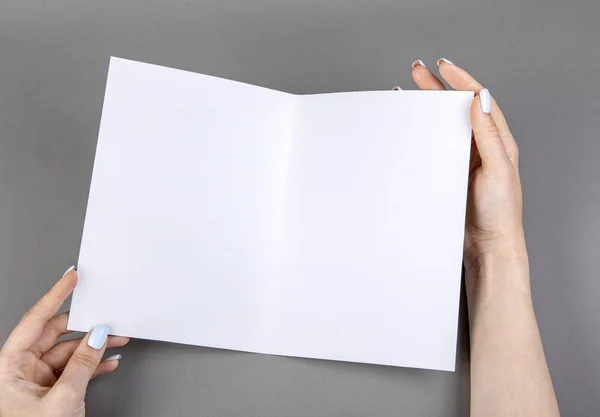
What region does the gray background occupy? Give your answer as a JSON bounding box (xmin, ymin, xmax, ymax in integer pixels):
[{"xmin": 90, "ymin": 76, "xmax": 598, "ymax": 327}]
[{"xmin": 0, "ymin": 0, "xmax": 598, "ymax": 416}]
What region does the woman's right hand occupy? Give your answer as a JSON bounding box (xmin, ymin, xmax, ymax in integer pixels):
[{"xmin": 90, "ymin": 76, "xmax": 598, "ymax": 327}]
[
  {"xmin": 413, "ymin": 59, "xmax": 560, "ymax": 417},
  {"xmin": 410, "ymin": 59, "xmax": 527, "ymax": 293}
]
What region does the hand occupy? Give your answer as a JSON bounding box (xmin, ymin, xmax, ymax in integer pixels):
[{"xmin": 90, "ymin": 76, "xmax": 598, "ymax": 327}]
[
  {"xmin": 0, "ymin": 267, "xmax": 129, "ymax": 417},
  {"xmin": 409, "ymin": 61, "xmax": 559, "ymax": 417},
  {"xmin": 410, "ymin": 59, "xmax": 525, "ymax": 266}
]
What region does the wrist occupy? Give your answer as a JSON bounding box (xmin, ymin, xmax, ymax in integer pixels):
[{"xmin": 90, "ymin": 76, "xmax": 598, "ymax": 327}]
[
  {"xmin": 464, "ymin": 233, "xmax": 532, "ymax": 306},
  {"xmin": 464, "ymin": 231, "xmax": 528, "ymax": 272}
]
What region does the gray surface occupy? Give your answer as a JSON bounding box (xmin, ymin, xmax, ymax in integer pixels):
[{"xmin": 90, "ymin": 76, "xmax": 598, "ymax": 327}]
[{"xmin": 0, "ymin": 0, "xmax": 598, "ymax": 416}]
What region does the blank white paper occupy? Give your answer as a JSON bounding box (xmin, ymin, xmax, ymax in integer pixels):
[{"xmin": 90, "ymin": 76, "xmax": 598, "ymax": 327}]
[{"xmin": 68, "ymin": 57, "xmax": 473, "ymax": 371}]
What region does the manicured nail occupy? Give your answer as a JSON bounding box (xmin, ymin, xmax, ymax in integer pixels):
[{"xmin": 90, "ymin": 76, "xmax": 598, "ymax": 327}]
[
  {"xmin": 62, "ymin": 265, "xmax": 75, "ymax": 277},
  {"xmin": 392, "ymin": 86, "xmax": 402, "ymax": 91},
  {"xmin": 412, "ymin": 59, "xmax": 426, "ymax": 68},
  {"xmin": 480, "ymin": 88, "xmax": 491, "ymax": 114},
  {"xmin": 88, "ymin": 325, "xmax": 110, "ymax": 350},
  {"xmin": 104, "ymin": 354, "xmax": 122, "ymax": 361},
  {"xmin": 437, "ymin": 58, "xmax": 454, "ymax": 66}
]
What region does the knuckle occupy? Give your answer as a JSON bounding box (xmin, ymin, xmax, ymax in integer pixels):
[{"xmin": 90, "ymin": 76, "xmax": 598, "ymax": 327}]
[
  {"xmin": 481, "ymin": 117, "xmax": 498, "ymax": 134},
  {"xmin": 47, "ymin": 315, "xmax": 67, "ymax": 337},
  {"xmin": 21, "ymin": 307, "xmax": 40, "ymax": 323},
  {"xmin": 71, "ymin": 351, "xmax": 98, "ymax": 369},
  {"xmin": 49, "ymin": 293, "xmax": 63, "ymax": 306},
  {"xmin": 0, "ymin": 353, "xmax": 22, "ymax": 376}
]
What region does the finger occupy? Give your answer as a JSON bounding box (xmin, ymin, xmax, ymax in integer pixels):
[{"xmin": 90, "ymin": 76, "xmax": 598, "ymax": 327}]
[
  {"xmin": 52, "ymin": 354, "xmax": 122, "ymax": 382},
  {"xmin": 42, "ymin": 336, "xmax": 130, "ymax": 371},
  {"xmin": 437, "ymin": 59, "xmax": 518, "ymax": 165},
  {"xmin": 31, "ymin": 312, "xmax": 73, "ymax": 356},
  {"xmin": 471, "ymin": 89, "xmax": 511, "ymax": 171},
  {"xmin": 91, "ymin": 354, "xmax": 122, "ymax": 380},
  {"xmin": 52, "ymin": 325, "xmax": 110, "ymax": 401},
  {"xmin": 411, "ymin": 60, "xmax": 446, "ymax": 91},
  {"xmin": 3, "ymin": 266, "xmax": 78, "ymax": 352}
]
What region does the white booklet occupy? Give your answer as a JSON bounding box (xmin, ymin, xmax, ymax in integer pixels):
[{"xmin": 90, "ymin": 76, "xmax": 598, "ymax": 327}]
[{"xmin": 68, "ymin": 57, "xmax": 473, "ymax": 371}]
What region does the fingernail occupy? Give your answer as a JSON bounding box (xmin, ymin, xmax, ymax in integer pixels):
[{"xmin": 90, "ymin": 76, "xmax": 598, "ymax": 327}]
[
  {"xmin": 437, "ymin": 58, "xmax": 454, "ymax": 66},
  {"xmin": 392, "ymin": 86, "xmax": 402, "ymax": 91},
  {"xmin": 412, "ymin": 59, "xmax": 426, "ymax": 68},
  {"xmin": 88, "ymin": 325, "xmax": 110, "ymax": 350},
  {"xmin": 480, "ymin": 88, "xmax": 491, "ymax": 114},
  {"xmin": 62, "ymin": 265, "xmax": 75, "ymax": 277},
  {"xmin": 104, "ymin": 354, "xmax": 122, "ymax": 361}
]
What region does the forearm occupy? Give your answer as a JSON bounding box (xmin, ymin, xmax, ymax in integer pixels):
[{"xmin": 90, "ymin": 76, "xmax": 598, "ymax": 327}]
[{"xmin": 466, "ymin": 238, "xmax": 560, "ymax": 417}]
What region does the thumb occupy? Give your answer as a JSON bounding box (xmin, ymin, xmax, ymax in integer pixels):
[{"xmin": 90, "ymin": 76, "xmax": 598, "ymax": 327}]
[
  {"xmin": 470, "ymin": 89, "xmax": 511, "ymax": 171},
  {"xmin": 53, "ymin": 325, "xmax": 110, "ymax": 401}
]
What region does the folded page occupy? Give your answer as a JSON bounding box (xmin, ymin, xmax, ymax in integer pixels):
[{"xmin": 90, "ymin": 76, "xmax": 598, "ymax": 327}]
[
  {"xmin": 69, "ymin": 58, "xmax": 295, "ymax": 352},
  {"xmin": 68, "ymin": 57, "xmax": 473, "ymax": 371}
]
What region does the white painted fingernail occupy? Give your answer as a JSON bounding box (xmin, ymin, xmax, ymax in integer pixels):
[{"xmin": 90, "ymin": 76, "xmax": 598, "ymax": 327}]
[
  {"xmin": 480, "ymin": 88, "xmax": 491, "ymax": 114},
  {"xmin": 392, "ymin": 86, "xmax": 402, "ymax": 91},
  {"xmin": 104, "ymin": 354, "xmax": 122, "ymax": 361},
  {"xmin": 412, "ymin": 59, "xmax": 426, "ymax": 68},
  {"xmin": 88, "ymin": 325, "xmax": 110, "ymax": 350},
  {"xmin": 437, "ymin": 58, "xmax": 454, "ymax": 66},
  {"xmin": 62, "ymin": 265, "xmax": 75, "ymax": 277}
]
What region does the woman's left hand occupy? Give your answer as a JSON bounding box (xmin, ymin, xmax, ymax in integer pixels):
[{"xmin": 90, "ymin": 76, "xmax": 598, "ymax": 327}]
[{"xmin": 0, "ymin": 267, "xmax": 129, "ymax": 417}]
